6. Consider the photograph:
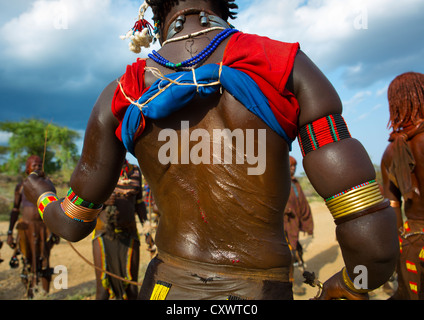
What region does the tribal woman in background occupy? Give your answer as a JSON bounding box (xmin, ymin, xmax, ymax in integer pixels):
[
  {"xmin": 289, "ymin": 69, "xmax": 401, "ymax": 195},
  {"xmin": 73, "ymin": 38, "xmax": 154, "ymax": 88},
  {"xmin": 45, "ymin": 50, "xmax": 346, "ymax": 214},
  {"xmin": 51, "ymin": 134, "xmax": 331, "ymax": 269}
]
[
  {"xmin": 381, "ymin": 72, "xmax": 424, "ymax": 300},
  {"xmin": 7, "ymin": 155, "xmax": 59, "ymax": 298}
]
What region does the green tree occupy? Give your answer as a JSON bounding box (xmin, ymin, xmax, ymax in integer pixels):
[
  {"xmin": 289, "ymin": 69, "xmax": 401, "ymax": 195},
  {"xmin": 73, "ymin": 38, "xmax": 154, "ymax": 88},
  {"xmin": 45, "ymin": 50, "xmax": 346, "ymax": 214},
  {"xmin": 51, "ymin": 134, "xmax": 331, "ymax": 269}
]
[
  {"xmin": 0, "ymin": 119, "xmax": 80, "ymax": 175},
  {"xmin": 0, "ymin": 145, "xmax": 8, "ymax": 163}
]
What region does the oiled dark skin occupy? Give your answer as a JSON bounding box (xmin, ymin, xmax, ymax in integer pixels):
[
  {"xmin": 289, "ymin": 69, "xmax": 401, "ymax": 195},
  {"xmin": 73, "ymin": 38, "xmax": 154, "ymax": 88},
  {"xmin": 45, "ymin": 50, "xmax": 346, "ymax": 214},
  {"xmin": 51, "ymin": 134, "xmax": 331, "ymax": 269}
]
[
  {"xmin": 381, "ymin": 133, "xmax": 424, "ymax": 230},
  {"xmin": 24, "ymin": 0, "xmax": 398, "ymax": 299}
]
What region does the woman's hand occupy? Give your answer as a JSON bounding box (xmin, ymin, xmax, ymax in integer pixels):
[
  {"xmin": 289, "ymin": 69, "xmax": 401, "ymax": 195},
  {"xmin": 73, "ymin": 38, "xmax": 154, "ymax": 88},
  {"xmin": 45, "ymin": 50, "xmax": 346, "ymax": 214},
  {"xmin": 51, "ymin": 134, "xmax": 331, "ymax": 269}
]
[{"xmin": 314, "ymin": 270, "xmax": 369, "ymax": 300}]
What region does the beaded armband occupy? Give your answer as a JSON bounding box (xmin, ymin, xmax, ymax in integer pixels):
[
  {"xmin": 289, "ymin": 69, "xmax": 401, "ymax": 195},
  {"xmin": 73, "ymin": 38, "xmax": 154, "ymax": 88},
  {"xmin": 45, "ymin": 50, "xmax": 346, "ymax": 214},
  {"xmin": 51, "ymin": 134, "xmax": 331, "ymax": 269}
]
[
  {"xmin": 37, "ymin": 192, "xmax": 59, "ymax": 220},
  {"xmin": 60, "ymin": 188, "xmax": 103, "ymax": 223},
  {"xmin": 298, "ymin": 114, "xmax": 351, "ymax": 157},
  {"xmin": 325, "ymin": 180, "xmax": 389, "ymax": 224}
]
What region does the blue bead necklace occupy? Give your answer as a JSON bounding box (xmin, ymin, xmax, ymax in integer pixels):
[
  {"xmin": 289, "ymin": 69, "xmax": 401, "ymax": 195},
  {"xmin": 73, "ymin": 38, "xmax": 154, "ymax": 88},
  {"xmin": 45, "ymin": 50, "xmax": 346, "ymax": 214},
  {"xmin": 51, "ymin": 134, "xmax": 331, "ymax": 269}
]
[{"xmin": 148, "ymin": 28, "xmax": 238, "ymax": 70}]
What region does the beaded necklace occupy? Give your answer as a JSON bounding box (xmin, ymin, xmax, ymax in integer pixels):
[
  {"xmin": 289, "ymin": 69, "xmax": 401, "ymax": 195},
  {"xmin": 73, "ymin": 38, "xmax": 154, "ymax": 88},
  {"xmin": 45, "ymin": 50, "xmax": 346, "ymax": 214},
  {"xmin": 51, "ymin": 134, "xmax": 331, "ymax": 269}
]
[
  {"xmin": 148, "ymin": 28, "xmax": 238, "ymax": 71},
  {"xmin": 162, "ymin": 26, "xmax": 226, "ymax": 46}
]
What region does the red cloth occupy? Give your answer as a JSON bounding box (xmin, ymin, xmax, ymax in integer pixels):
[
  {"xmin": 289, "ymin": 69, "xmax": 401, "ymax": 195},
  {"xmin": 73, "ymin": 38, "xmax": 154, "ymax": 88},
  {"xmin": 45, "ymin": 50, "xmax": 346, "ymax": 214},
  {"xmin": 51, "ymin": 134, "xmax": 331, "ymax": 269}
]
[
  {"xmin": 112, "ymin": 58, "xmax": 149, "ymax": 142},
  {"xmin": 112, "ymin": 32, "xmax": 300, "ymax": 142},
  {"xmin": 222, "ymin": 33, "xmax": 300, "ymax": 140}
]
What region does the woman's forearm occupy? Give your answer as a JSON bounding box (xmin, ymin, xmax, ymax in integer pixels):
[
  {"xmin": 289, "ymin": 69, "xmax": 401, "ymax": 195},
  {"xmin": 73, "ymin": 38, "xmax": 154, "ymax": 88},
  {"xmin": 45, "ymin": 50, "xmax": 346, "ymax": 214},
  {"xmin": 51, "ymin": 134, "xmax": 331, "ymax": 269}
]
[{"xmin": 336, "ymin": 207, "xmax": 399, "ymax": 290}]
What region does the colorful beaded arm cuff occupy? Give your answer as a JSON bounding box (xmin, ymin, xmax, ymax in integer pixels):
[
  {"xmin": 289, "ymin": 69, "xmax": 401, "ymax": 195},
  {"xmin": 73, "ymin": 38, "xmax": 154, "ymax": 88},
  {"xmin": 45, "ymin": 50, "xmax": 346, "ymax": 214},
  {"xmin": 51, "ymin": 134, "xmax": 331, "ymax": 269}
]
[
  {"xmin": 298, "ymin": 114, "xmax": 351, "ymax": 157},
  {"xmin": 60, "ymin": 188, "xmax": 103, "ymax": 223},
  {"xmin": 325, "ymin": 180, "xmax": 385, "ymax": 220},
  {"xmin": 37, "ymin": 192, "xmax": 59, "ymax": 220},
  {"xmin": 67, "ymin": 188, "xmax": 103, "ymax": 209}
]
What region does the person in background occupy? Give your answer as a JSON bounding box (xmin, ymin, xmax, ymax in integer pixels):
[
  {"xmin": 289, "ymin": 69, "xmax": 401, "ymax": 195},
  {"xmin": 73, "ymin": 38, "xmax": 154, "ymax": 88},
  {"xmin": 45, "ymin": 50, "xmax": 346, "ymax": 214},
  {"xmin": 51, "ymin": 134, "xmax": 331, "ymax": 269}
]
[
  {"xmin": 381, "ymin": 72, "xmax": 424, "ymax": 300},
  {"xmin": 92, "ymin": 160, "xmax": 147, "ymax": 300},
  {"xmin": 7, "ymin": 155, "xmax": 58, "ymax": 298},
  {"xmin": 284, "ymin": 156, "xmax": 313, "ymax": 270}
]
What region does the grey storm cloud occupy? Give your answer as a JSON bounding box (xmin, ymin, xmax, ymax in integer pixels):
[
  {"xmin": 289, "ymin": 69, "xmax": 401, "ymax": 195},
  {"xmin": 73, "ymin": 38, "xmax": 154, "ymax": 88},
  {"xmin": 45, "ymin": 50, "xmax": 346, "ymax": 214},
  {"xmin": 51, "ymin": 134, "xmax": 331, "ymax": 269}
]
[
  {"xmin": 0, "ymin": 0, "xmax": 423, "ymax": 132},
  {"xmin": 0, "ymin": 0, "xmax": 146, "ymax": 130}
]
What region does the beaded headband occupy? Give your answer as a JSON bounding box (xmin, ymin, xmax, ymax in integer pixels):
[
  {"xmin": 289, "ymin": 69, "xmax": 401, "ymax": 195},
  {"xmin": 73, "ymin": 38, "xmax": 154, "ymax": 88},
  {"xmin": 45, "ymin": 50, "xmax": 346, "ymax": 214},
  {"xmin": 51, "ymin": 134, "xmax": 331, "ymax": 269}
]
[{"xmin": 298, "ymin": 114, "xmax": 351, "ymax": 157}]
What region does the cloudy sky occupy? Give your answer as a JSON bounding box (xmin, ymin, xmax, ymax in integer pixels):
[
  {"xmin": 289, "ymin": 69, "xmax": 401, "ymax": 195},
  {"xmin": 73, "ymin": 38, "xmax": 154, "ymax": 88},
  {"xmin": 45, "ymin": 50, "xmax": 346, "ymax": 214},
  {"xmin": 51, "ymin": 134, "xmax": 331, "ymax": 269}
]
[{"xmin": 0, "ymin": 0, "xmax": 423, "ymax": 171}]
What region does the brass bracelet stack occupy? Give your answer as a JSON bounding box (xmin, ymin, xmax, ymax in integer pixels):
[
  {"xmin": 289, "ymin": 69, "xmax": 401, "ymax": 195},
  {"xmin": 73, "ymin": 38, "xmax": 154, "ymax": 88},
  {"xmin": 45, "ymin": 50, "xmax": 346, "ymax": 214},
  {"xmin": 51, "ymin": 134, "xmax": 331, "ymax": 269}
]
[
  {"xmin": 342, "ymin": 267, "xmax": 371, "ymax": 294},
  {"xmin": 58, "ymin": 187, "xmax": 104, "ymax": 223},
  {"xmin": 325, "ymin": 180, "xmax": 389, "ymax": 225},
  {"xmin": 60, "ymin": 196, "xmax": 103, "ymax": 223}
]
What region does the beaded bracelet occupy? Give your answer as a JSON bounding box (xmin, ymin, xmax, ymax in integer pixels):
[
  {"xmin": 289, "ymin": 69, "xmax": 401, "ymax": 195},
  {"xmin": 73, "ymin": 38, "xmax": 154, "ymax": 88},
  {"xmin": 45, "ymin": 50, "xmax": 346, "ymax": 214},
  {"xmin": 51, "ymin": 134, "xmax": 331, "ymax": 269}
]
[
  {"xmin": 37, "ymin": 192, "xmax": 59, "ymax": 220},
  {"xmin": 342, "ymin": 267, "xmax": 371, "ymax": 294},
  {"xmin": 67, "ymin": 188, "xmax": 103, "ymax": 210},
  {"xmin": 148, "ymin": 28, "xmax": 238, "ymax": 70}
]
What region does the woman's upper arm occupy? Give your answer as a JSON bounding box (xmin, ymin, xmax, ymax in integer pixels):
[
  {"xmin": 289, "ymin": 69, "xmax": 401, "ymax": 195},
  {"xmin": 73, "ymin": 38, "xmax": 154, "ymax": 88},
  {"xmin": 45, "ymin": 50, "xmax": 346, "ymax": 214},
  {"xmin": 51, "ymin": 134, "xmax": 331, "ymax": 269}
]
[
  {"xmin": 70, "ymin": 80, "xmax": 127, "ymax": 204},
  {"xmin": 292, "ymin": 50, "xmax": 342, "ymax": 126},
  {"xmin": 292, "ymin": 50, "xmax": 375, "ymax": 198}
]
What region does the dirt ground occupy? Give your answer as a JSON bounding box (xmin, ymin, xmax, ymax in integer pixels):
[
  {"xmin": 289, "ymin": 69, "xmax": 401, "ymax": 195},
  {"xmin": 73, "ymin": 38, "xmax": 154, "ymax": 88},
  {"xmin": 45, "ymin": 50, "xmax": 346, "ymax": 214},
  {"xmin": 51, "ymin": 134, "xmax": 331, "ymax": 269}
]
[{"xmin": 0, "ymin": 201, "xmax": 394, "ymax": 300}]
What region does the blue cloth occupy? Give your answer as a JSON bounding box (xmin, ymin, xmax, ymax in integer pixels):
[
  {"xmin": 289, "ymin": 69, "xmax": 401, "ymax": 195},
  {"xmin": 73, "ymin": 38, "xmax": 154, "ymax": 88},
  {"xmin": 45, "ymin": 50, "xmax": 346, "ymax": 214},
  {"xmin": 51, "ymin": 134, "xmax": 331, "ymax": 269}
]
[{"xmin": 121, "ymin": 63, "xmax": 292, "ymax": 155}]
